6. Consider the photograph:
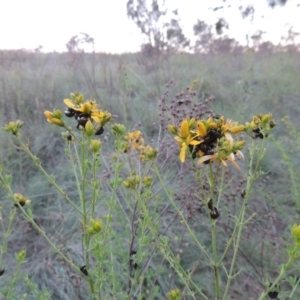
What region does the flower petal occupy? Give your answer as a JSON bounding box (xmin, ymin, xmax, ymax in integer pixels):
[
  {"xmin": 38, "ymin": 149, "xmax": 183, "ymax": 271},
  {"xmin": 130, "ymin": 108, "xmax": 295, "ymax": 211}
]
[
  {"xmin": 189, "ymin": 140, "xmax": 202, "ymax": 146},
  {"xmin": 180, "ymin": 120, "xmax": 189, "ymax": 139},
  {"xmin": 197, "ymin": 154, "xmax": 214, "ymax": 164},
  {"xmin": 180, "ymin": 143, "xmax": 187, "ymax": 162},
  {"xmin": 197, "ymin": 121, "xmax": 207, "ymax": 138},
  {"xmin": 64, "ymin": 99, "xmax": 75, "ymax": 108},
  {"xmin": 235, "ymin": 150, "xmax": 244, "ymax": 159}
]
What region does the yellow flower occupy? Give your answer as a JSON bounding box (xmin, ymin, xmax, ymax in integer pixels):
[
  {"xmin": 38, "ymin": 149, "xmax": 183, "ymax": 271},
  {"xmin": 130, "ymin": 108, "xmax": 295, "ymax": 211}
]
[
  {"xmin": 124, "ymin": 131, "xmax": 144, "ymax": 151},
  {"xmin": 44, "ymin": 110, "xmax": 64, "ymax": 127},
  {"xmin": 64, "ymin": 98, "xmax": 112, "ymax": 126},
  {"xmin": 174, "ymin": 119, "xmax": 202, "ymax": 162}
]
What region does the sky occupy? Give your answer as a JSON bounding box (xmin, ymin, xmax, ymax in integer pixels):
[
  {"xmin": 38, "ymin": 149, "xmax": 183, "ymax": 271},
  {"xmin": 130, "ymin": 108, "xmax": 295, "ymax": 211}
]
[{"xmin": 0, "ymin": 0, "xmax": 299, "ymax": 53}]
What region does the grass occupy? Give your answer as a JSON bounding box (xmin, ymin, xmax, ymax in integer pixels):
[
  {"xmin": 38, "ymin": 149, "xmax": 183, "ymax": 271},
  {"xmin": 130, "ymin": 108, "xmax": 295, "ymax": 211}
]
[{"xmin": 0, "ymin": 48, "xmax": 300, "ymax": 299}]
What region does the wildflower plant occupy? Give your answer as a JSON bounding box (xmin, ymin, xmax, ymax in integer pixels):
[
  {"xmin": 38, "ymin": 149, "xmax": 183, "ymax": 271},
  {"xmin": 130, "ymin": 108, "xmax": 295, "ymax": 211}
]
[
  {"xmin": 163, "ymin": 111, "xmax": 300, "ymax": 299},
  {"xmin": 0, "ymin": 88, "xmax": 298, "ymax": 300},
  {"xmin": 0, "ymin": 92, "xmax": 165, "ymax": 299}
]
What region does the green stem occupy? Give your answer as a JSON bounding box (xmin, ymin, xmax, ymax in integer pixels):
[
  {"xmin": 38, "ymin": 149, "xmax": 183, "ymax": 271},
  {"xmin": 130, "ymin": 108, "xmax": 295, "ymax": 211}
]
[
  {"xmin": 209, "ymin": 163, "xmax": 221, "ymax": 298},
  {"xmin": 258, "ymin": 256, "xmax": 294, "ymax": 300},
  {"xmin": 0, "ymin": 208, "xmax": 16, "ymax": 269},
  {"xmin": 0, "ymin": 177, "xmax": 81, "ymax": 275},
  {"xmin": 211, "ymin": 220, "xmax": 220, "ymax": 297},
  {"xmin": 79, "ymin": 133, "xmax": 94, "ymax": 295},
  {"xmin": 17, "ymin": 137, "xmax": 82, "ymax": 215},
  {"xmin": 288, "ymin": 275, "xmax": 300, "ymax": 299},
  {"xmin": 153, "ymin": 165, "xmax": 213, "ymax": 264},
  {"xmin": 135, "ymin": 189, "xmax": 209, "ymax": 300},
  {"xmin": 5, "ymin": 257, "xmax": 23, "ymax": 298},
  {"xmin": 222, "ymin": 138, "xmax": 267, "ymax": 300}
]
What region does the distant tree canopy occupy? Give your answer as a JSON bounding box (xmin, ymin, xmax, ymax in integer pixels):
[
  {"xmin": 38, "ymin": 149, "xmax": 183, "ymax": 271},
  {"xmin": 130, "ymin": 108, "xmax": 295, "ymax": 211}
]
[
  {"xmin": 267, "ymin": 0, "xmax": 288, "ymax": 7},
  {"xmin": 127, "ymin": 0, "xmax": 296, "ymax": 54},
  {"xmin": 126, "ymin": 0, "xmax": 189, "ymax": 53},
  {"xmin": 66, "ymin": 33, "xmax": 94, "ymax": 53}
]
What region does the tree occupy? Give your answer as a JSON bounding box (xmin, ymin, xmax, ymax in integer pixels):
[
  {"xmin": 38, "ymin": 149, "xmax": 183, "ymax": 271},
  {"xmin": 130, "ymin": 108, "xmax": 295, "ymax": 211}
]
[{"xmin": 126, "ymin": 0, "xmax": 189, "ymax": 53}]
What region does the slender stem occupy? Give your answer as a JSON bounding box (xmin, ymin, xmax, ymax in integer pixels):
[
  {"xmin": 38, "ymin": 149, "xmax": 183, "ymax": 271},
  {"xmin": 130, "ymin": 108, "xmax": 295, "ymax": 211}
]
[
  {"xmin": 209, "ymin": 163, "xmax": 221, "ymax": 297},
  {"xmin": 79, "ymin": 133, "xmax": 94, "ymax": 295},
  {"xmin": 0, "ymin": 178, "xmax": 81, "ymax": 274},
  {"xmin": 134, "ymin": 189, "xmax": 208, "ymax": 300},
  {"xmin": 0, "ymin": 207, "xmax": 16, "ymax": 269},
  {"xmin": 258, "ymin": 256, "xmax": 294, "ymax": 300},
  {"xmin": 287, "ymin": 275, "xmax": 300, "ymax": 299},
  {"xmin": 17, "ymin": 137, "xmax": 82, "ymax": 215},
  {"xmin": 91, "ymin": 153, "xmax": 99, "ymax": 216},
  {"xmin": 211, "ymin": 220, "xmax": 220, "ymax": 297},
  {"xmin": 222, "ymin": 138, "xmax": 267, "ymax": 300},
  {"xmin": 153, "ymin": 165, "xmax": 213, "ymax": 264}
]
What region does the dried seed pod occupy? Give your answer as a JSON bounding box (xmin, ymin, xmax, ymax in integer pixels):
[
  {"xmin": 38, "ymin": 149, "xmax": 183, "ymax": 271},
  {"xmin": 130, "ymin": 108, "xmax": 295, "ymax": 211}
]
[
  {"xmin": 64, "ymin": 108, "xmax": 75, "ymax": 117},
  {"xmin": 210, "ymin": 207, "xmax": 220, "ymax": 220},
  {"xmin": 207, "ymin": 199, "xmax": 213, "ymax": 210},
  {"xmin": 80, "ymin": 265, "xmax": 88, "ymax": 276},
  {"xmin": 95, "ymin": 127, "xmax": 104, "ymax": 136},
  {"xmin": 268, "ymin": 283, "xmax": 279, "ymax": 299},
  {"xmin": 241, "ymin": 190, "xmax": 246, "ymax": 198},
  {"xmin": 130, "ymin": 250, "xmax": 138, "ymax": 270}
]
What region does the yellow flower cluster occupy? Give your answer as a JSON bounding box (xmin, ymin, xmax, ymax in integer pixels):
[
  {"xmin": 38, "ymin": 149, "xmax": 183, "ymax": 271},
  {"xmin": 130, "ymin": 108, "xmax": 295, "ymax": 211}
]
[
  {"xmin": 3, "ymin": 120, "xmax": 24, "ymax": 135},
  {"xmin": 245, "ymin": 113, "xmax": 275, "ymax": 139},
  {"xmin": 44, "ymin": 110, "xmax": 64, "ymax": 127},
  {"xmin": 124, "ymin": 131, "xmax": 158, "ymax": 161},
  {"xmin": 44, "ymin": 92, "xmax": 112, "ymax": 136},
  {"xmin": 124, "ymin": 131, "xmax": 144, "ymax": 151},
  {"xmin": 64, "ymin": 98, "xmax": 112, "ymax": 127},
  {"xmin": 123, "ymin": 174, "xmax": 153, "ymax": 190},
  {"xmin": 167, "ymin": 288, "xmax": 181, "ymax": 300},
  {"xmin": 168, "ymin": 116, "xmax": 246, "ymax": 168},
  {"xmin": 14, "ymin": 193, "xmax": 31, "ymax": 207}
]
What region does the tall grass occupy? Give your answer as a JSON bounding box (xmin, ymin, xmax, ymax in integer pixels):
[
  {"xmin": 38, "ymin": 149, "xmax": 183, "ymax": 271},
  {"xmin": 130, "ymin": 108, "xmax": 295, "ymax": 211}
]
[{"xmin": 0, "ymin": 48, "xmax": 300, "ymax": 299}]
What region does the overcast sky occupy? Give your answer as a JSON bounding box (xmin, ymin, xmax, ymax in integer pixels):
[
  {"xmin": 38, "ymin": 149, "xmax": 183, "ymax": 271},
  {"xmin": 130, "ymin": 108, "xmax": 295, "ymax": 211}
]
[{"xmin": 0, "ymin": 0, "xmax": 299, "ymax": 53}]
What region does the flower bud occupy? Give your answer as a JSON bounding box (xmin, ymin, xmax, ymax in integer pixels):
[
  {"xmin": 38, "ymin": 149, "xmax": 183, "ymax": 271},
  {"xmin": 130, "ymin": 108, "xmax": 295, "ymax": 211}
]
[
  {"xmin": 167, "ymin": 288, "xmax": 181, "ymax": 300},
  {"xmin": 85, "ymin": 120, "xmax": 94, "ymax": 137},
  {"xmin": 90, "ymin": 218, "xmax": 102, "ymax": 233},
  {"xmin": 210, "ymin": 207, "xmax": 220, "ymax": 219},
  {"xmin": 167, "ymin": 124, "xmax": 177, "ymax": 135},
  {"xmin": 90, "ymin": 139, "xmax": 101, "ymax": 153},
  {"xmin": 292, "ymin": 224, "xmax": 300, "ymax": 245},
  {"xmin": 197, "ymin": 121, "xmax": 207, "ymax": 137},
  {"xmin": 16, "ymin": 250, "xmax": 26, "ymax": 262},
  {"xmin": 228, "ymin": 125, "xmax": 245, "ymax": 134},
  {"xmin": 4, "ymin": 120, "xmax": 24, "ymax": 135},
  {"xmin": 111, "ymin": 124, "xmax": 126, "ymax": 138}
]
